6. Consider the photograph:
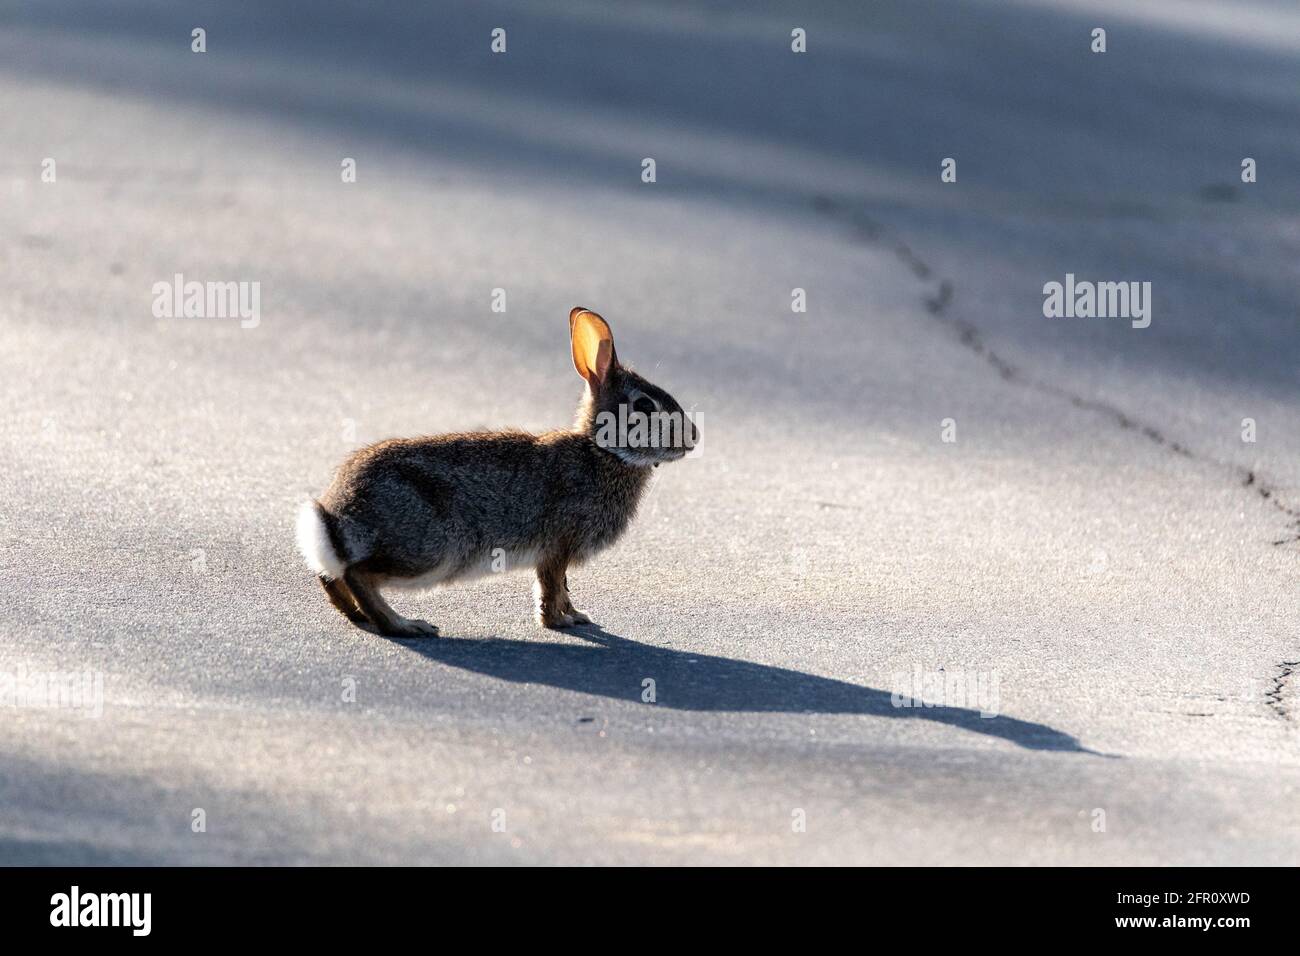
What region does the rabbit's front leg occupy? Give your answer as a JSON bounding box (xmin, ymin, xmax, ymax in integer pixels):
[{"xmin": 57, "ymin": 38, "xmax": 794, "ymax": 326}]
[
  {"xmin": 560, "ymin": 574, "xmax": 591, "ymax": 624},
  {"xmin": 535, "ymin": 558, "xmax": 589, "ymax": 628}
]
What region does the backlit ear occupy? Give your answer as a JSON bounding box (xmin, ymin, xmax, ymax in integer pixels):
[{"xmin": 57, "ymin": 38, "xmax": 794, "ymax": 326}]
[{"xmin": 569, "ymin": 307, "xmax": 617, "ymax": 389}]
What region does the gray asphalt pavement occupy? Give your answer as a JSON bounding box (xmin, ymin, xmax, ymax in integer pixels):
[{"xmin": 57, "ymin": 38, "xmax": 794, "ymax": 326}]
[{"xmin": 1, "ymin": 0, "xmax": 1298, "ymax": 864}]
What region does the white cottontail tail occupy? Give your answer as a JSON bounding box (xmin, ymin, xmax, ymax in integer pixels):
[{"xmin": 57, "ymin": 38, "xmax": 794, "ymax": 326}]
[{"xmin": 296, "ymin": 308, "xmax": 697, "ymax": 636}]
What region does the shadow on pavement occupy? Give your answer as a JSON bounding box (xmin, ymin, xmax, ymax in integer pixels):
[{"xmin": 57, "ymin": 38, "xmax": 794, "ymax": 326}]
[{"xmin": 393, "ymin": 623, "xmax": 1102, "ymax": 754}]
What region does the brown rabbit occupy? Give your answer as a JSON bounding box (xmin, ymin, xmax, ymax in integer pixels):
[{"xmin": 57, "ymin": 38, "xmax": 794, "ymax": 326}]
[{"xmin": 296, "ymin": 307, "xmax": 698, "ymax": 637}]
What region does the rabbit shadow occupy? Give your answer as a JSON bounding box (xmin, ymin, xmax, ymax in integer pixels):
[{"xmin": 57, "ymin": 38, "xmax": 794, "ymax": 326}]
[{"xmin": 391, "ymin": 624, "xmax": 1102, "ymax": 754}]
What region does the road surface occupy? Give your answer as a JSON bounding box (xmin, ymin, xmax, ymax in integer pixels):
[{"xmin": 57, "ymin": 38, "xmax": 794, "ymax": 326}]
[{"xmin": 1, "ymin": 0, "xmax": 1298, "ymax": 863}]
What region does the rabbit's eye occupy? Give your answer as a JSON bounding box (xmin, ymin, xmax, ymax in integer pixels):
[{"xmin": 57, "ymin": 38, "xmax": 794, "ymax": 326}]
[{"xmin": 632, "ymin": 396, "xmax": 657, "ymax": 415}]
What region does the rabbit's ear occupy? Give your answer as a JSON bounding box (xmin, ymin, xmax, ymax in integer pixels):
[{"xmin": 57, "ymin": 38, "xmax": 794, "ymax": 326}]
[{"xmin": 570, "ymin": 307, "xmax": 617, "ymax": 389}]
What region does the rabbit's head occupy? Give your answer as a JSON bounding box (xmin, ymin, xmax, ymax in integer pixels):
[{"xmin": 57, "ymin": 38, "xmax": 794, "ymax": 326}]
[{"xmin": 570, "ymin": 307, "xmax": 698, "ymax": 467}]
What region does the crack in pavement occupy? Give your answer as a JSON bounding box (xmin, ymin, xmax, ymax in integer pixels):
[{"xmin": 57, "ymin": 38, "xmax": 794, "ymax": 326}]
[
  {"xmin": 810, "ymin": 195, "xmax": 1300, "ymax": 549},
  {"xmin": 813, "ymin": 194, "xmax": 1300, "ymax": 723},
  {"xmin": 1265, "ymin": 661, "xmax": 1299, "ymax": 718}
]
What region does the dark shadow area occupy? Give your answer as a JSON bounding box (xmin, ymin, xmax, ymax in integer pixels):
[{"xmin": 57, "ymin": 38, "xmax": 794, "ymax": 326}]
[
  {"xmin": 0, "ymin": 836, "xmax": 164, "ymax": 866},
  {"xmin": 6, "ymin": 0, "xmax": 1299, "ymax": 196},
  {"xmin": 392, "ymin": 624, "xmax": 1101, "ymax": 754}
]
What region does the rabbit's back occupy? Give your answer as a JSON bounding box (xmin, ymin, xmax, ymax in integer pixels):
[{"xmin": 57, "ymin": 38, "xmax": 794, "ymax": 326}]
[{"xmin": 317, "ymin": 430, "xmax": 647, "ymax": 586}]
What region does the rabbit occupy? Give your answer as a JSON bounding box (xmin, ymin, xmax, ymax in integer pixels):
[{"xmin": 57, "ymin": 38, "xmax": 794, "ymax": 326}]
[{"xmin": 296, "ymin": 307, "xmax": 698, "ymax": 637}]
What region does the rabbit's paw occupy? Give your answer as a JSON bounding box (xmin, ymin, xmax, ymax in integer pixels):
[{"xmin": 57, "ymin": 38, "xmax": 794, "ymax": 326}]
[
  {"xmin": 537, "ymin": 610, "xmax": 580, "ymax": 630},
  {"xmin": 388, "ymin": 618, "xmax": 440, "ymax": 638},
  {"xmin": 566, "ymin": 609, "xmax": 592, "ymax": 624}
]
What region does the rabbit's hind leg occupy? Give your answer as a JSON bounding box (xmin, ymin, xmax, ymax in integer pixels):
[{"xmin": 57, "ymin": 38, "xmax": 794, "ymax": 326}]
[
  {"xmin": 319, "ymin": 574, "xmax": 368, "ymax": 625},
  {"xmin": 344, "ymin": 569, "xmax": 440, "ymax": 638}
]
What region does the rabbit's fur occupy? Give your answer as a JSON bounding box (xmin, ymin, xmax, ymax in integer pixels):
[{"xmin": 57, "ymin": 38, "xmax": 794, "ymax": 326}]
[{"xmin": 296, "ymin": 308, "xmax": 697, "ymax": 637}]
